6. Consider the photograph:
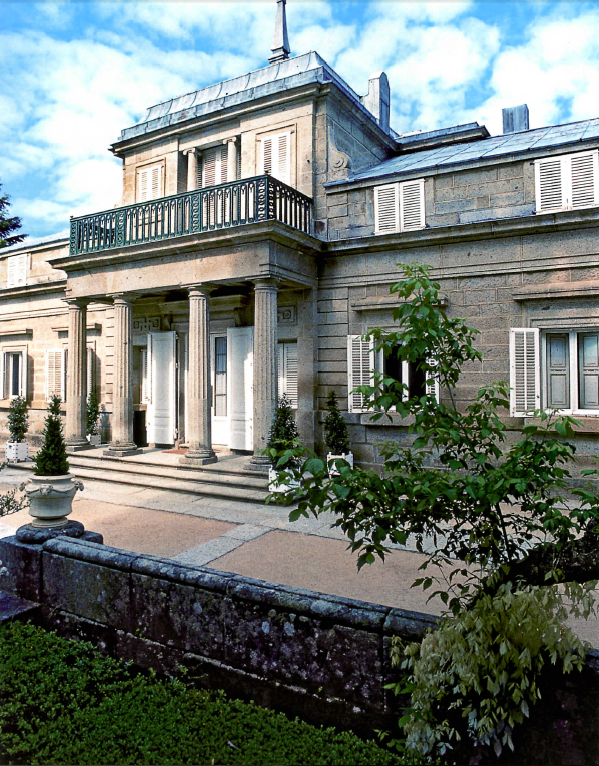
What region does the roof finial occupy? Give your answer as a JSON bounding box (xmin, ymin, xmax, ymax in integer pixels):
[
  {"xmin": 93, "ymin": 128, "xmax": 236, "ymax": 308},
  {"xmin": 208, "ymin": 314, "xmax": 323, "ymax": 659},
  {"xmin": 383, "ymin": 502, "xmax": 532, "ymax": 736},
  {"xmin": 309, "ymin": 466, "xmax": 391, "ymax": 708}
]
[{"xmin": 269, "ymin": 0, "xmax": 290, "ymax": 64}]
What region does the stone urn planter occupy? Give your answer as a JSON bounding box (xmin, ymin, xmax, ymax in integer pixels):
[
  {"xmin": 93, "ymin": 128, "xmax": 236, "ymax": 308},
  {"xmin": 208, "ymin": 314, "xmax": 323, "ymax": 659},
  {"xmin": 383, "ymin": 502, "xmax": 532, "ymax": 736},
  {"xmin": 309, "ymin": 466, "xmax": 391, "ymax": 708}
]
[
  {"xmin": 21, "ymin": 474, "xmax": 84, "ymax": 528},
  {"xmin": 326, "ymin": 451, "xmax": 354, "ymax": 477},
  {"xmin": 6, "ymin": 441, "xmax": 29, "ymax": 463}
]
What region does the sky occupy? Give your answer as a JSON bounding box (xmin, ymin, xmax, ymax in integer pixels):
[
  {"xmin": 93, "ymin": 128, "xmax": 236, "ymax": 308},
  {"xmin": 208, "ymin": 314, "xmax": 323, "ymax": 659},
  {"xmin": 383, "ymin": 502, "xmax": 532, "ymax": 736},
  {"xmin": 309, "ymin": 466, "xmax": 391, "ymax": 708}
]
[{"xmin": 3, "ymin": 0, "xmax": 599, "ymax": 243}]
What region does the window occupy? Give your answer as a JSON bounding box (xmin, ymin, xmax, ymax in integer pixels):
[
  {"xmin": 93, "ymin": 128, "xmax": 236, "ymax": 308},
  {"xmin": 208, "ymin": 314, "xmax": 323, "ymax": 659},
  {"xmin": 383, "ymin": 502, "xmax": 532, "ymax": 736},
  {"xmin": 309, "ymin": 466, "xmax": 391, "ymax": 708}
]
[
  {"xmin": 137, "ymin": 164, "xmax": 163, "ymax": 203},
  {"xmin": 260, "ymin": 132, "xmax": 291, "ymax": 185},
  {"xmin": 214, "ymin": 335, "xmax": 227, "ymax": 416},
  {"xmin": 278, "ymin": 341, "xmax": 298, "ymax": 408},
  {"xmin": 45, "ymin": 349, "xmax": 66, "ymax": 401},
  {"xmin": 201, "ymin": 146, "xmax": 227, "ymax": 188},
  {"xmin": 535, "ymin": 150, "xmax": 599, "ymax": 214},
  {"xmin": 6, "ymin": 253, "xmax": 28, "ymax": 288},
  {"xmin": 510, "ymin": 327, "xmax": 599, "ymax": 415},
  {"xmin": 141, "ymin": 348, "xmax": 150, "ymax": 403},
  {"xmin": 374, "ymin": 179, "xmax": 425, "ymax": 234},
  {"xmin": 2, "ymin": 349, "xmax": 27, "ymax": 399},
  {"xmin": 347, "ymin": 335, "xmax": 438, "ymax": 413}
]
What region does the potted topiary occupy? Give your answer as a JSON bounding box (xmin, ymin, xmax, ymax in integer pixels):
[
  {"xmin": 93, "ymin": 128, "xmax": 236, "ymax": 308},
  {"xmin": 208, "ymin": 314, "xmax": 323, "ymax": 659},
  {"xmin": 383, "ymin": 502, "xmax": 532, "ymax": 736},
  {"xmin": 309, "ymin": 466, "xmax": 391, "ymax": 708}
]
[
  {"xmin": 323, "ymin": 391, "xmax": 353, "ymax": 475},
  {"xmin": 86, "ymin": 389, "xmax": 101, "ymax": 446},
  {"xmin": 5, "ymin": 395, "xmax": 29, "ymax": 463},
  {"xmin": 267, "ymin": 394, "xmax": 301, "ymax": 493},
  {"xmin": 22, "ymin": 394, "xmax": 83, "ymax": 529}
]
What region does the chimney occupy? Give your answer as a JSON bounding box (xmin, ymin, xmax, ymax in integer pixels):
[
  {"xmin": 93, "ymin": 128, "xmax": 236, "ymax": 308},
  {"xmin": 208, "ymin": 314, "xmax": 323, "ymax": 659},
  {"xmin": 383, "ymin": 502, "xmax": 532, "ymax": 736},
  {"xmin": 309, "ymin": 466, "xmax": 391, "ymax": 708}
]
[
  {"xmin": 361, "ymin": 72, "xmax": 390, "ymax": 133},
  {"xmin": 502, "ymin": 104, "xmax": 529, "ymax": 134}
]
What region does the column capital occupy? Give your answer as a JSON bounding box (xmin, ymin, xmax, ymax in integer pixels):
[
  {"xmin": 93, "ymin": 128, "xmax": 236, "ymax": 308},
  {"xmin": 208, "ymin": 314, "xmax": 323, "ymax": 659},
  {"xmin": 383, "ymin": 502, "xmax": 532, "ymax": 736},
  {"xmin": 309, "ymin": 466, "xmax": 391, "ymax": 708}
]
[
  {"xmin": 110, "ymin": 293, "xmax": 140, "ymax": 306},
  {"xmin": 252, "ymin": 277, "xmax": 279, "ymax": 291},
  {"xmin": 63, "ymin": 297, "xmax": 89, "ymax": 309},
  {"xmin": 183, "ymin": 147, "xmax": 197, "ymax": 156},
  {"xmin": 187, "ymin": 284, "xmax": 213, "ymax": 298},
  {"xmin": 222, "ymin": 136, "xmax": 237, "ymax": 146}
]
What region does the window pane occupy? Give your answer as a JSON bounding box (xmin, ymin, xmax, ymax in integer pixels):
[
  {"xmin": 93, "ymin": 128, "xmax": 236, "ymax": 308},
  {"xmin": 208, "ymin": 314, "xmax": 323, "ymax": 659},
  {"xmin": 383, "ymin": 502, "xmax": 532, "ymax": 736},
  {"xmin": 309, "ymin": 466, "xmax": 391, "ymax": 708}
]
[
  {"xmin": 10, "ymin": 354, "xmax": 19, "ymax": 397},
  {"xmin": 546, "ymin": 334, "xmax": 570, "ymax": 408},
  {"xmin": 579, "ymin": 333, "xmax": 599, "ymax": 409},
  {"xmin": 408, "ymin": 361, "xmax": 427, "ymax": 400},
  {"xmin": 214, "ymin": 336, "xmax": 227, "ymax": 417}
]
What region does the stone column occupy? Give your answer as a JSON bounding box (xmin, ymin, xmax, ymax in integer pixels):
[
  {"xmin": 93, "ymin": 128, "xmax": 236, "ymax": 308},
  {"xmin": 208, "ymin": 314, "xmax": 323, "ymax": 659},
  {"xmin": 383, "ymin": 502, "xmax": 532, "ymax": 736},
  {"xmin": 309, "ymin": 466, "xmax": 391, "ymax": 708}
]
[
  {"xmin": 250, "ymin": 278, "xmax": 278, "ymax": 469},
  {"xmin": 65, "ymin": 298, "xmax": 89, "ymax": 452},
  {"xmin": 185, "ymin": 148, "xmax": 198, "ymax": 191},
  {"xmin": 182, "ymin": 286, "xmax": 217, "ymax": 466},
  {"xmin": 104, "ymin": 295, "xmax": 138, "ymax": 456},
  {"xmin": 224, "ymin": 137, "xmax": 238, "ymax": 182}
]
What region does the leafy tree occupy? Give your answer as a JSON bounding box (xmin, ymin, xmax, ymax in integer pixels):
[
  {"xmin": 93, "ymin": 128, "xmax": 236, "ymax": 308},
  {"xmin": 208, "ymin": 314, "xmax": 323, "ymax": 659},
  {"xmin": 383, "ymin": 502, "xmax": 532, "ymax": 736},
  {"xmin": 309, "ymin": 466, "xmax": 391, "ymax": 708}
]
[
  {"xmin": 323, "ymin": 391, "xmax": 350, "ymax": 454},
  {"xmin": 7, "ymin": 396, "xmax": 28, "ymax": 443},
  {"xmin": 266, "ymin": 394, "xmax": 300, "ymax": 469},
  {"xmin": 34, "ymin": 395, "xmax": 69, "ymax": 476},
  {"xmin": 86, "ymin": 389, "xmax": 100, "ymax": 437},
  {"xmin": 0, "ymin": 181, "xmax": 26, "ymax": 249}
]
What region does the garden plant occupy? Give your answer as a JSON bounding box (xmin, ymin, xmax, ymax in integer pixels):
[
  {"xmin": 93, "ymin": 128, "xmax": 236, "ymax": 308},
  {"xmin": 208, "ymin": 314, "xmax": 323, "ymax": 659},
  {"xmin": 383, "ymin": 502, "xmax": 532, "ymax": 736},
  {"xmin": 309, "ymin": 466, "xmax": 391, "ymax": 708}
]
[
  {"xmin": 7, "ymin": 396, "xmax": 28, "ymax": 444},
  {"xmin": 86, "ymin": 389, "xmax": 100, "ymax": 438},
  {"xmin": 270, "ymin": 264, "xmax": 599, "ymax": 760},
  {"xmin": 34, "ymin": 395, "xmax": 69, "ymax": 476}
]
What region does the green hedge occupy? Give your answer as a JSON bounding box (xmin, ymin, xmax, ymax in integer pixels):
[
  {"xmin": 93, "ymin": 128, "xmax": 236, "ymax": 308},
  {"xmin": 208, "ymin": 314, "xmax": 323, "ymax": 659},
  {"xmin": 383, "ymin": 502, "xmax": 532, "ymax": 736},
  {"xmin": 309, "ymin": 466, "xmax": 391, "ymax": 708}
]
[{"xmin": 0, "ymin": 622, "xmax": 406, "ymax": 766}]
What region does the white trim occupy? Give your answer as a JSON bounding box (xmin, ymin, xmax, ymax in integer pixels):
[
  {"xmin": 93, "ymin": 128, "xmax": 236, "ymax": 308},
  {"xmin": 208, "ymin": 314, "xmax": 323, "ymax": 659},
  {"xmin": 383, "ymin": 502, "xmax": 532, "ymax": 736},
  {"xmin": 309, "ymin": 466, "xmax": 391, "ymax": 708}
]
[
  {"xmin": 535, "ymin": 150, "xmax": 599, "ymax": 214},
  {"xmin": 509, "ymin": 328, "xmax": 540, "ymax": 416},
  {"xmin": 540, "ymin": 328, "xmax": 599, "ymax": 416},
  {"xmin": 374, "ymin": 179, "xmax": 425, "ymax": 234}
]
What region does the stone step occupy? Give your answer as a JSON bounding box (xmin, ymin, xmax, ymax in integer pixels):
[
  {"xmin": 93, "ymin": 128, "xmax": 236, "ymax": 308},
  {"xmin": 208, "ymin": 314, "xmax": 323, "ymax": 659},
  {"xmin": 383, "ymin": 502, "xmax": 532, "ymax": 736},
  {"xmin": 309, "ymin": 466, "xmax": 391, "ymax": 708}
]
[
  {"xmin": 69, "ymin": 464, "xmax": 270, "ymax": 504},
  {"xmin": 0, "ymin": 590, "xmax": 40, "ymax": 624}
]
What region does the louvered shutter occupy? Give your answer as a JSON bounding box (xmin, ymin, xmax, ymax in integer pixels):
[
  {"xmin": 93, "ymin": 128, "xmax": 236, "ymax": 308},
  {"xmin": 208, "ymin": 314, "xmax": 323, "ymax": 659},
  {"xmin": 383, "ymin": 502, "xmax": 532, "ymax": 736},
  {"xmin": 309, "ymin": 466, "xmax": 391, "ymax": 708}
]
[
  {"xmin": 19, "ymin": 350, "xmax": 27, "ymax": 398},
  {"xmin": 138, "ymin": 164, "xmax": 162, "ymax": 202},
  {"xmin": 570, "ymin": 151, "xmax": 598, "ymax": 209},
  {"xmin": 374, "ymin": 184, "xmax": 399, "ymax": 233},
  {"xmin": 278, "ymin": 342, "xmax": 298, "ymax": 408},
  {"xmin": 260, "ymin": 132, "xmax": 291, "ymax": 185},
  {"xmin": 536, "ymin": 158, "xmax": 563, "ymax": 212},
  {"xmin": 400, "ymin": 179, "xmax": 425, "ymax": 231},
  {"xmin": 141, "ymin": 348, "xmax": 150, "ymax": 403},
  {"xmin": 45, "ymin": 349, "xmax": 65, "ymax": 401},
  {"xmin": 509, "ymin": 328, "xmax": 540, "ymax": 416},
  {"xmin": 347, "ymin": 335, "xmax": 374, "ymax": 413},
  {"xmin": 86, "ymin": 346, "xmax": 94, "ymax": 399},
  {"xmin": 201, "ymin": 146, "xmax": 226, "ymax": 188}
]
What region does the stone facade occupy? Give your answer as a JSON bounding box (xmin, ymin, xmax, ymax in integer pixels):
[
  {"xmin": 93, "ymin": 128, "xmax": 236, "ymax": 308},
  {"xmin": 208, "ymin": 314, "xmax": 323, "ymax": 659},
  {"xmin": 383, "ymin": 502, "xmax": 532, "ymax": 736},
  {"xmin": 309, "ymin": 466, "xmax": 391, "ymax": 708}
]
[{"xmin": 3, "ymin": 48, "xmax": 599, "ymax": 475}]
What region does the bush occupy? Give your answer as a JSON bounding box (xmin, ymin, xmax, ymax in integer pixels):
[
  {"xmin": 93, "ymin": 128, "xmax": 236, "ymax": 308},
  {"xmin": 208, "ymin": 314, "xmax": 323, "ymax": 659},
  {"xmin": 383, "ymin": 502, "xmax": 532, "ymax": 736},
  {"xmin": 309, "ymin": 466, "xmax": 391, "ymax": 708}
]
[
  {"xmin": 266, "ymin": 394, "xmax": 300, "ymax": 469},
  {"xmin": 7, "ymin": 396, "xmax": 28, "ymax": 443},
  {"xmin": 323, "ymin": 391, "xmax": 350, "ymax": 455},
  {"xmin": 86, "ymin": 389, "xmax": 100, "ymax": 437},
  {"xmin": 34, "ymin": 395, "xmax": 69, "ymax": 476},
  {"xmin": 0, "ymin": 621, "xmax": 406, "ymax": 766}
]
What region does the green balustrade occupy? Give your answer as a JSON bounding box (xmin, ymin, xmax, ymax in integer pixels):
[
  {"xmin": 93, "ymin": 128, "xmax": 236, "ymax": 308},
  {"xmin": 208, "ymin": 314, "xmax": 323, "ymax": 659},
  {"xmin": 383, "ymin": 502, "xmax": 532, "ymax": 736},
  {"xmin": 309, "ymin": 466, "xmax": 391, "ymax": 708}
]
[{"xmin": 70, "ymin": 175, "xmax": 312, "ymax": 255}]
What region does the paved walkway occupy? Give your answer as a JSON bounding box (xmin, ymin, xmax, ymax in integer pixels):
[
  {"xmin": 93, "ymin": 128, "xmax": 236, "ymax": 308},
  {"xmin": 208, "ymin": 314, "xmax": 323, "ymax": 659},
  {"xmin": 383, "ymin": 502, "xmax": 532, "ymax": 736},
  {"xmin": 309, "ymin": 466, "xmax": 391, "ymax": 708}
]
[{"xmin": 0, "ymin": 466, "xmax": 597, "ymax": 647}]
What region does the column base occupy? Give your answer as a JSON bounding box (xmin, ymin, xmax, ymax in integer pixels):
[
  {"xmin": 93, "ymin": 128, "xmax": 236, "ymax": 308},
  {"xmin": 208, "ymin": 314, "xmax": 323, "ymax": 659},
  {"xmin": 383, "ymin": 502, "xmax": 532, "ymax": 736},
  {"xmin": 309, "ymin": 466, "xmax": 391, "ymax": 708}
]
[
  {"xmin": 246, "ymin": 454, "xmax": 271, "ymax": 474},
  {"xmin": 66, "ymin": 438, "xmax": 93, "ymax": 453},
  {"xmin": 180, "ymin": 449, "xmax": 218, "ymax": 467},
  {"xmin": 103, "ymin": 443, "xmax": 139, "ymax": 457}
]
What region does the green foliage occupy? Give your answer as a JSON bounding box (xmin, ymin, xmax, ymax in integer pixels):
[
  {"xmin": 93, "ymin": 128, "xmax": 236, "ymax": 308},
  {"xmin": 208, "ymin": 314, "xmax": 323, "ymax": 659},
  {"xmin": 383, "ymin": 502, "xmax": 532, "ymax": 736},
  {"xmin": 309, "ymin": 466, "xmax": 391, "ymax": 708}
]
[
  {"xmin": 0, "ymin": 462, "xmax": 28, "ymax": 517},
  {"xmin": 388, "ymin": 582, "xmax": 596, "ymax": 759},
  {"xmin": 34, "ymin": 395, "xmax": 69, "ymax": 476},
  {"xmin": 324, "ymin": 391, "xmax": 351, "ymax": 455},
  {"xmin": 0, "ymin": 181, "xmax": 26, "ymax": 249},
  {"xmin": 266, "ymin": 394, "xmax": 300, "ymax": 469},
  {"xmin": 0, "ymin": 621, "xmax": 405, "ymax": 766},
  {"xmin": 7, "ymin": 396, "xmax": 28, "ymax": 443},
  {"xmin": 86, "ymin": 389, "xmax": 100, "ymax": 436}
]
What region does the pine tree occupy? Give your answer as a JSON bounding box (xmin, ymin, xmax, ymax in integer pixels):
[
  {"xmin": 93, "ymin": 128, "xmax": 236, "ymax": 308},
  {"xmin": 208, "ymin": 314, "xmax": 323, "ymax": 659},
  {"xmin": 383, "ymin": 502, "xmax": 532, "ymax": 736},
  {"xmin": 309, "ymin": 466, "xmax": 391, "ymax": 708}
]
[
  {"xmin": 7, "ymin": 396, "xmax": 28, "ymax": 444},
  {"xmin": 34, "ymin": 395, "xmax": 70, "ymax": 476},
  {"xmin": 267, "ymin": 394, "xmax": 299, "ymax": 467},
  {"xmin": 0, "ymin": 181, "xmax": 26, "ymax": 249},
  {"xmin": 323, "ymin": 391, "xmax": 350, "ymax": 454}
]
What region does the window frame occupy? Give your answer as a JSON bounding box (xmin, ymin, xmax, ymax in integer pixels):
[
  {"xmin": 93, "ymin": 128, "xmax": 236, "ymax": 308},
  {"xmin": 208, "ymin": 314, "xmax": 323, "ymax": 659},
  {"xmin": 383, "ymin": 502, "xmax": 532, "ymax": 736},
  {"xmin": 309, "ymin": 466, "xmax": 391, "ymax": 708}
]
[
  {"xmin": 534, "ymin": 149, "xmax": 599, "ymax": 215},
  {"xmin": 136, "ymin": 161, "xmax": 164, "ymax": 203},
  {"xmin": 541, "ymin": 329, "xmax": 599, "ymax": 416},
  {"xmin": 258, "ymin": 129, "xmax": 293, "ymax": 186},
  {"xmin": 1, "ymin": 346, "xmax": 27, "ymax": 400},
  {"xmin": 374, "ymin": 179, "xmax": 426, "ymax": 235},
  {"xmin": 278, "ymin": 340, "xmax": 298, "ymax": 409},
  {"xmin": 45, "ymin": 348, "xmax": 66, "ymax": 402}
]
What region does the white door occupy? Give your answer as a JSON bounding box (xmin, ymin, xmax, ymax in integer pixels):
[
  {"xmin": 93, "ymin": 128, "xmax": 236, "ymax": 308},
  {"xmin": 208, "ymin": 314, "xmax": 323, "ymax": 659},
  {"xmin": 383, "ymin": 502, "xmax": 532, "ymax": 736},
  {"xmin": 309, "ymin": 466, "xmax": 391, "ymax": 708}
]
[
  {"xmin": 227, "ymin": 326, "xmax": 253, "ymax": 450},
  {"xmin": 147, "ymin": 331, "xmax": 177, "ymax": 445},
  {"xmin": 211, "ymin": 334, "xmax": 229, "ymax": 445}
]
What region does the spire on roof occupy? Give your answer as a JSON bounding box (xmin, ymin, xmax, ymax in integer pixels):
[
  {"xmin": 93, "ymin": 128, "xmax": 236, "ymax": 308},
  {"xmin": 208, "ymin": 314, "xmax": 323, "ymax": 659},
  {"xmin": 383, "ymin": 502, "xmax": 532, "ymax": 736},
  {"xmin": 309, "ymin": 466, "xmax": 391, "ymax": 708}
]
[{"xmin": 269, "ymin": 0, "xmax": 290, "ymax": 64}]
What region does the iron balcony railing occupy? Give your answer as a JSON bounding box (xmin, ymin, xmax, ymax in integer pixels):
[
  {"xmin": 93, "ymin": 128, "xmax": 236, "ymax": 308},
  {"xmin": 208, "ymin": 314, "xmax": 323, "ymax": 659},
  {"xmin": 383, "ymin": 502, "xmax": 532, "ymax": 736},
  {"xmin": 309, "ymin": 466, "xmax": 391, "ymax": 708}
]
[{"xmin": 70, "ymin": 175, "xmax": 312, "ymax": 255}]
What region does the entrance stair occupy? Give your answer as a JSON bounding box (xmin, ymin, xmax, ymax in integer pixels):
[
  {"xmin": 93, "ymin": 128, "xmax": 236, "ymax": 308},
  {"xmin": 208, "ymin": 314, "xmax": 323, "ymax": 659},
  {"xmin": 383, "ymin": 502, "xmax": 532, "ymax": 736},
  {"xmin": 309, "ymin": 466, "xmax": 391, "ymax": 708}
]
[{"xmin": 64, "ymin": 448, "xmax": 271, "ymax": 504}]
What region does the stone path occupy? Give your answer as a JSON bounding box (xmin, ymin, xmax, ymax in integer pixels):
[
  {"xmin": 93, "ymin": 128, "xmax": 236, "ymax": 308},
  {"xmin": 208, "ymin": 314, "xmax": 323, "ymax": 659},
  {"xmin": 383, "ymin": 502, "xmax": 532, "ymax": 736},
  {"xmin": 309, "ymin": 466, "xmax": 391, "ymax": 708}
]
[{"xmin": 0, "ymin": 466, "xmax": 597, "ymax": 647}]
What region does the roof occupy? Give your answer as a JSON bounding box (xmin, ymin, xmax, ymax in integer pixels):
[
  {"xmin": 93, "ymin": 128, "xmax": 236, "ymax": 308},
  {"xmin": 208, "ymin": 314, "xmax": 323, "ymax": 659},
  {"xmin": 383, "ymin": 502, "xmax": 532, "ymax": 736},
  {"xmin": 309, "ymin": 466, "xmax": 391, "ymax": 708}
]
[
  {"xmin": 117, "ymin": 52, "xmax": 394, "ymax": 143},
  {"xmin": 333, "ymin": 117, "xmax": 599, "ymax": 186}
]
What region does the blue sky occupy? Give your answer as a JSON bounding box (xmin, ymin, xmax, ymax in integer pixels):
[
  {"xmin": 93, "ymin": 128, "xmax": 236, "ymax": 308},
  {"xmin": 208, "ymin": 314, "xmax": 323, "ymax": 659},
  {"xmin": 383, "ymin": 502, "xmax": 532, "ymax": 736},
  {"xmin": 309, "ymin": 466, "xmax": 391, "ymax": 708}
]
[{"xmin": 3, "ymin": 0, "xmax": 599, "ymax": 242}]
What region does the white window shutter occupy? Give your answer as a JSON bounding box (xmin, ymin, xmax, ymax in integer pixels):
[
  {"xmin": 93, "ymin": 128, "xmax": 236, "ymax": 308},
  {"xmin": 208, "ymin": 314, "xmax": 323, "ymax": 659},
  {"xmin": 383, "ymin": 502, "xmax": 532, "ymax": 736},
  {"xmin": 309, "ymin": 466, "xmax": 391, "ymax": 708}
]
[
  {"xmin": 374, "ymin": 184, "xmax": 399, "ymax": 233},
  {"xmin": 45, "ymin": 349, "xmax": 65, "ymax": 401},
  {"xmin": 138, "ymin": 168, "xmax": 149, "ymax": 202},
  {"xmin": 278, "ymin": 342, "xmax": 298, "ymax": 408},
  {"xmin": 276, "ymin": 133, "xmax": 290, "ymax": 184},
  {"xmin": 260, "ymin": 133, "xmax": 291, "ymax": 184},
  {"xmin": 86, "ymin": 346, "xmax": 94, "ymax": 399},
  {"xmin": 19, "ymin": 350, "xmax": 27, "ymax": 398},
  {"xmin": 202, "ymin": 146, "xmax": 226, "ymax": 188},
  {"xmin": 536, "ymin": 158, "xmax": 564, "ymax": 212},
  {"xmin": 138, "ymin": 165, "xmax": 162, "ymax": 202},
  {"xmin": 150, "ymin": 165, "xmax": 162, "ymax": 199},
  {"xmin": 141, "ymin": 348, "xmax": 149, "ymax": 403},
  {"xmin": 347, "ymin": 335, "xmax": 374, "ymax": 413},
  {"xmin": 261, "ymin": 137, "xmax": 273, "ymax": 176},
  {"xmin": 144, "ymin": 338, "xmax": 152, "ymax": 403},
  {"xmin": 509, "ymin": 328, "xmax": 540, "ymax": 416},
  {"xmin": 400, "ymin": 179, "xmax": 425, "ymax": 231},
  {"xmin": 569, "ymin": 151, "xmax": 598, "ymax": 209}
]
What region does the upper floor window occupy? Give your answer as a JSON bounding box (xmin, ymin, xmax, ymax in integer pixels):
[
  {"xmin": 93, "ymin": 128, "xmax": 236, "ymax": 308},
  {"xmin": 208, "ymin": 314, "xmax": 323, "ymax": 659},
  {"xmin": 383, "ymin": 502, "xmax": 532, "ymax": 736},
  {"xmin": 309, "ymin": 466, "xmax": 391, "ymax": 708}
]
[
  {"xmin": 260, "ymin": 132, "xmax": 290, "ymax": 185},
  {"xmin": 201, "ymin": 145, "xmax": 228, "ymax": 188},
  {"xmin": 137, "ymin": 163, "xmax": 163, "ymax": 203},
  {"xmin": 535, "ymin": 150, "xmax": 599, "ymax": 214},
  {"xmin": 374, "ymin": 179, "xmax": 425, "ymax": 234},
  {"xmin": 6, "ymin": 253, "xmax": 28, "ymax": 288}
]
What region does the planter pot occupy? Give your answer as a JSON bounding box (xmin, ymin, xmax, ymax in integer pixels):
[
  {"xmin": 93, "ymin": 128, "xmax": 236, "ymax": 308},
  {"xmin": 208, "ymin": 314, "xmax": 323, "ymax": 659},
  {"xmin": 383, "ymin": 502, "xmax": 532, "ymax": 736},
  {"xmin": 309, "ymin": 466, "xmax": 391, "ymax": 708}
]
[
  {"xmin": 87, "ymin": 434, "xmax": 102, "ymax": 447},
  {"xmin": 268, "ymin": 467, "xmax": 301, "ymax": 493},
  {"xmin": 6, "ymin": 441, "xmax": 29, "ymax": 463},
  {"xmin": 22, "ymin": 474, "xmax": 84, "ymax": 529},
  {"xmin": 326, "ymin": 452, "xmax": 354, "ymax": 476}
]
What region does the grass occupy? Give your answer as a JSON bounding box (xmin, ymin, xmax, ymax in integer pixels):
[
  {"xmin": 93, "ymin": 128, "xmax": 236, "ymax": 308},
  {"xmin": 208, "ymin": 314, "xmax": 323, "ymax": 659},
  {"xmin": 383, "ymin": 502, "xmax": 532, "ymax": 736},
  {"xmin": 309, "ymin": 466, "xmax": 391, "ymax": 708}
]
[{"xmin": 0, "ymin": 621, "xmax": 409, "ymax": 766}]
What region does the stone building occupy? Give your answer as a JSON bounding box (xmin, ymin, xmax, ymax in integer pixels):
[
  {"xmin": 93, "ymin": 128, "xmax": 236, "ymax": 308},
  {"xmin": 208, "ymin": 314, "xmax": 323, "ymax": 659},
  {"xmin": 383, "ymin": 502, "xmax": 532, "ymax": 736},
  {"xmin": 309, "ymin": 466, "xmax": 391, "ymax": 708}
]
[{"xmin": 4, "ymin": 0, "xmax": 599, "ymax": 476}]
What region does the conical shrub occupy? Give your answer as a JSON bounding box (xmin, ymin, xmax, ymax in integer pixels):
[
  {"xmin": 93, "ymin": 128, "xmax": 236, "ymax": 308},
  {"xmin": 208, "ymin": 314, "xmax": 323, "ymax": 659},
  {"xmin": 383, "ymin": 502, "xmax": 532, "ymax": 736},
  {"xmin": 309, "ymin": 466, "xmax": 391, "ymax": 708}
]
[{"xmin": 34, "ymin": 395, "xmax": 69, "ymax": 476}]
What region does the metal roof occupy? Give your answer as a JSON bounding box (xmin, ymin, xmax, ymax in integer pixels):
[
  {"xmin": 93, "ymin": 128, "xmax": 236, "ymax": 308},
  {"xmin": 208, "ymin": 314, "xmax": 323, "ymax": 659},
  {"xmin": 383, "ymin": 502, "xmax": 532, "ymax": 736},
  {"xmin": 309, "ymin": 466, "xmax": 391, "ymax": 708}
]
[
  {"xmin": 336, "ymin": 117, "xmax": 599, "ymax": 185},
  {"xmin": 118, "ymin": 51, "xmax": 391, "ymax": 142}
]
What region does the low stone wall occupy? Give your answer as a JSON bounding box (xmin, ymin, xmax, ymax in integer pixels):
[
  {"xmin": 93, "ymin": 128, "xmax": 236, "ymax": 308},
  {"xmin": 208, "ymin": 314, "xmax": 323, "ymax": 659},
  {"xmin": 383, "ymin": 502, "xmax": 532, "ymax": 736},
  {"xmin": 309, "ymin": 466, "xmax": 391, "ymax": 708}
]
[{"xmin": 2, "ymin": 533, "xmax": 599, "ymax": 763}]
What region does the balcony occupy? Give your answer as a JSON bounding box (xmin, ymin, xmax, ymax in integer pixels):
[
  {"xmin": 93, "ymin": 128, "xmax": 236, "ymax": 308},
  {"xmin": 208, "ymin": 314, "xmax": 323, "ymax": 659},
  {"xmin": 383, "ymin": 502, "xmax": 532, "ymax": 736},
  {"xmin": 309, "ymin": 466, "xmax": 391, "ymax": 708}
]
[{"xmin": 70, "ymin": 175, "xmax": 312, "ymax": 255}]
